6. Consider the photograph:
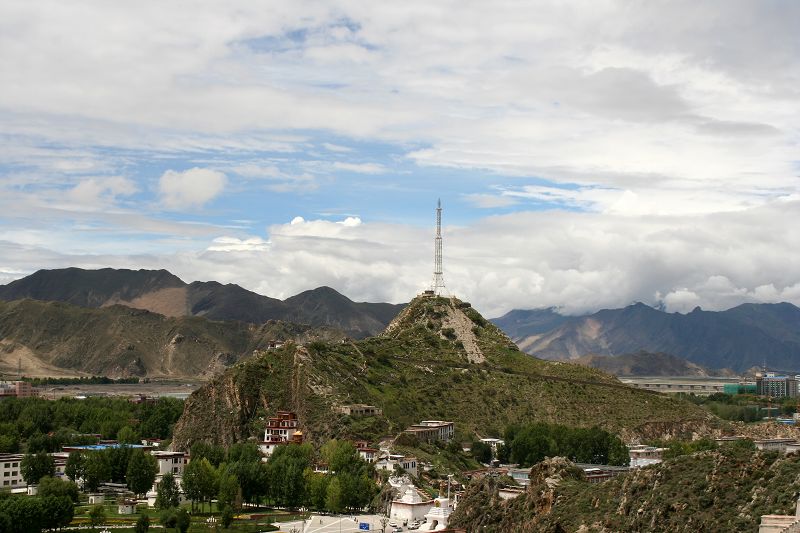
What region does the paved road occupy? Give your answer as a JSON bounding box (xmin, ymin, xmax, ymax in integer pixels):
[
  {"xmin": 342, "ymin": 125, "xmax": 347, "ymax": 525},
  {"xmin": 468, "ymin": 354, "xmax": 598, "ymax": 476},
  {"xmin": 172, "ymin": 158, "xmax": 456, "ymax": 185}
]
[{"xmin": 275, "ymin": 513, "xmax": 389, "ymax": 533}]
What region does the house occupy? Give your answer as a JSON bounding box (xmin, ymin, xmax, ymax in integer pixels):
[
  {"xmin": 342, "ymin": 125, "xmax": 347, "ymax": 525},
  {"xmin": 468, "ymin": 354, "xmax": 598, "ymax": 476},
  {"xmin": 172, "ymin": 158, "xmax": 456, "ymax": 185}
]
[
  {"xmin": 152, "ymin": 451, "xmax": 188, "ymax": 477},
  {"xmin": 404, "ymin": 421, "xmax": 455, "ymax": 443},
  {"xmin": 628, "ymin": 444, "xmax": 666, "ymax": 468},
  {"xmin": 759, "ymin": 499, "xmax": 800, "ymax": 532},
  {"xmin": 754, "ymin": 439, "xmax": 798, "ymax": 453},
  {"xmin": 0, "ymin": 381, "xmax": 35, "ymax": 398},
  {"xmin": 389, "ymin": 486, "xmax": 434, "ymax": 524},
  {"xmin": 336, "ymin": 404, "xmax": 383, "ymax": 416},
  {"xmin": 376, "ymin": 454, "xmax": 418, "ymax": 477},
  {"xmin": 0, "ymin": 453, "xmax": 24, "ymax": 489},
  {"xmin": 479, "ymin": 438, "xmax": 505, "ymax": 454},
  {"xmin": 118, "ymin": 499, "xmax": 137, "ymax": 515},
  {"xmin": 354, "ymin": 441, "xmax": 378, "ymax": 463}
]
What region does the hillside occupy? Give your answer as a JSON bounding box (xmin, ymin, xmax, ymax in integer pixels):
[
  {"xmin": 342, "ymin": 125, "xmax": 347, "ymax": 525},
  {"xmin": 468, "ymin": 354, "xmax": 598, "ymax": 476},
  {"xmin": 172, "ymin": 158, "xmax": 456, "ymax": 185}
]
[
  {"xmin": 493, "ymin": 302, "xmax": 800, "ymax": 373},
  {"xmin": 171, "ymin": 295, "xmax": 718, "ymax": 451},
  {"xmin": 0, "ymin": 299, "xmax": 344, "ymax": 378},
  {"xmin": 0, "ymin": 268, "xmax": 405, "ymax": 337},
  {"xmin": 573, "ymin": 351, "xmax": 724, "ymax": 377},
  {"xmin": 450, "ymin": 445, "xmax": 800, "ymax": 532}
]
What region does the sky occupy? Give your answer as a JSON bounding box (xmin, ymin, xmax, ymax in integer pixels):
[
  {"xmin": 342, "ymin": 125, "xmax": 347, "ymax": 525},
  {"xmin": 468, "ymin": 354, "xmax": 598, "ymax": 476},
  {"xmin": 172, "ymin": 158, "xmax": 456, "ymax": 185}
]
[{"xmin": 1, "ymin": 1, "xmax": 799, "ymax": 317}]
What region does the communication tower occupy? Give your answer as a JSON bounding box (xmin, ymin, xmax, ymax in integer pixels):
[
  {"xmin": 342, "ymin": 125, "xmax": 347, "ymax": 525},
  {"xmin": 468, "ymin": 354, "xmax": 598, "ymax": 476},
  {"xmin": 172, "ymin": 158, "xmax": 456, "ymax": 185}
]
[{"xmin": 431, "ymin": 199, "xmax": 446, "ymax": 295}]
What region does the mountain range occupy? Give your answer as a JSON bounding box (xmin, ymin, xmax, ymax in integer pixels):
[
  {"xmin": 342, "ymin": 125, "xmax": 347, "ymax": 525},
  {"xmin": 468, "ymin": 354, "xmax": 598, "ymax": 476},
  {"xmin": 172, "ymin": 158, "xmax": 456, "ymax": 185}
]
[
  {"xmin": 492, "ymin": 302, "xmax": 800, "ymax": 373},
  {"xmin": 0, "ymin": 268, "xmax": 403, "ymax": 338}
]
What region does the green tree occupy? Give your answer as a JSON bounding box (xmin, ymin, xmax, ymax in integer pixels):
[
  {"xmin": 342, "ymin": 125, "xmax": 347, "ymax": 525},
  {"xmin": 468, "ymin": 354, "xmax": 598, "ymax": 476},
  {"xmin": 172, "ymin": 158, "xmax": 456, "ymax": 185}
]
[
  {"xmin": 155, "ymin": 472, "xmax": 181, "ymax": 509},
  {"xmin": 41, "ymin": 495, "xmax": 75, "ymax": 530},
  {"xmin": 227, "ymin": 442, "xmax": 261, "ymax": 463},
  {"xmin": 135, "ymin": 513, "xmax": 151, "ymax": 533},
  {"xmin": 20, "ymin": 451, "xmax": 55, "ymax": 485},
  {"xmin": 471, "ymin": 441, "xmax": 493, "ymax": 463},
  {"xmin": 159, "ymin": 508, "xmax": 177, "ymax": 531},
  {"xmin": 190, "ymin": 441, "xmax": 226, "ymax": 467},
  {"xmin": 175, "ymin": 507, "xmax": 191, "ymax": 533},
  {"xmin": 221, "ymin": 504, "xmax": 234, "ymax": 529},
  {"xmin": 229, "ymin": 458, "xmax": 268, "ymax": 505},
  {"xmin": 38, "ymin": 475, "xmax": 79, "ymax": 503},
  {"xmin": 126, "ymin": 449, "xmax": 158, "ymax": 496},
  {"xmin": 84, "ymin": 451, "xmax": 111, "ymax": 492},
  {"xmin": 325, "ymin": 476, "xmax": 344, "ymax": 513},
  {"xmin": 0, "ymin": 496, "xmax": 45, "ymax": 533},
  {"xmin": 217, "ymin": 467, "xmax": 240, "ymax": 510},
  {"xmin": 104, "ymin": 445, "xmax": 134, "ymax": 483},
  {"xmin": 183, "ymin": 457, "xmax": 218, "ymax": 512},
  {"xmin": 65, "ymin": 450, "xmax": 86, "ymax": 488},
  {"xmin": 88, "ymin": 503, "xmax": 106, "ymax": 529},
  {"xmin": 266, "ymin": 443, "xmax": 313, "ymax": 508},
  {"xmin": 117, "ymin": 426, "xmax": 140, "ymax": 445}
]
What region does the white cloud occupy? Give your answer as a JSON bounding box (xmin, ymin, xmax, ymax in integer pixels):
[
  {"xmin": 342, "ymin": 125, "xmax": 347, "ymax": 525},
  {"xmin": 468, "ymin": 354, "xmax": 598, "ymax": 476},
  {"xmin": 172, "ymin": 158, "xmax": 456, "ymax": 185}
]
[
  {"xmin": 67, "ymin": 176, "xmax": 138, "ymax": 207},
  {"xmin": 463, "ymin": 193, "xmax": 518, "ymax": 209},
  {"xmin": 159, "ymin": 168, "xmax": 227, "ymax": 210},
  {"xmin": 207, "ymin": 236, "xmax": 270, "ymax": 252},
  {"xmin": 332, "ymin": 162, "xmax": 386, "ymax": 174}
]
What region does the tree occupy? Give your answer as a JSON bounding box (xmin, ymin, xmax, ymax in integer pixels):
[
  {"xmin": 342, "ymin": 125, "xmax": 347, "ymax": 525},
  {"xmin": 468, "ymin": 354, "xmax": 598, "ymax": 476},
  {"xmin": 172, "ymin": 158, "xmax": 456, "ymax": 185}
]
[
  {"xmin": 325, "ymin": 477, "xmax": 344, "ymax": 513},
  {"xmin": 38, "ymin": 475, "xmax": 79, "ymax": 503},
  {"xmin": 221, "ymin": 505, "xmax": 235, "ymax": 529},
  {"xmin": 20, "ymin": 451, "xmax": 55, "ymax": 485},
  {"xmin": 84, "ymin": 451, "xmax": 111, "ymax": 492},
  {"xmin": 190, "ymin": 441, "xmax": 226, "ymax": 467},
  {"xmin": 135, "ymin": 514, "xmax": 151, "ymax": 533},
  {"xmin": 217, "ymin": 468, "xmax": 240, "ymax": 510},
  {"xmin": 117, "ymin": 426, "xmax": 140, "ymax": 445},
  {"xmin": 227, "ymin": 442, "xmax": 261, "ymax": 464},
  {"xmin": 159, "ymin": 508, "xmax": 177, "ymax": 531},
  {"xmin": 0, "ymin": 496, "xmax": 45, "ymax": 533},
  {"xmin": 229, "ymin": 458, "xmax": 268, "ymax": 505},
  {"xmin": 471, "ymin": 441, "xmax": 493, "ymax": 463},
  {"xmin": 65, "ymin": 451, "xmax": 86, "ymax": 488},
  {"xmin": 183, "ymin": 457, "xmax": 218, "ymax": 512},
  {"xmin": 266, "ymin": 443, "xmax": 313, "ymax": 508},
  {"xmin": 104, "ymin": 445, "xmax": 134, "ymax": 483},
  {"xmin": 127, "ymin": 449, "xmax": 158, "ymax": 496},
  {"xmin": 88, "ymin": 503, "xmax": 106, "ymax": 529},
  {"xmin": 155, "ymin": 472, "xmax": 181, "ymax": 510},
  {"xmin": 40, "ymin": 495, "xmax": 74, "ymax": 531},
  {"xmin": 175, "ymin": 507, "xmax": 191, "ymax": 533}
]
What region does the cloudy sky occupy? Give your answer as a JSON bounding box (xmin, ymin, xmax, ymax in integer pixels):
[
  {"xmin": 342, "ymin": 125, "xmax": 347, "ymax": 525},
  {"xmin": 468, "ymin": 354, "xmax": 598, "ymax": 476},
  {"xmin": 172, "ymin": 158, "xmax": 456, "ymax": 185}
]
[{"xmin": 1, "ymin": 1, "xmax": 799, "ymax": 317}]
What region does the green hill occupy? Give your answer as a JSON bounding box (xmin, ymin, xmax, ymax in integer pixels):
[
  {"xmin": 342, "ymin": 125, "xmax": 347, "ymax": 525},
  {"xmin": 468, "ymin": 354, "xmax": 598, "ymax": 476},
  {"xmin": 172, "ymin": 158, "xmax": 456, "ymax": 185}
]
[
  {"xmin": 172, "ymin": 295, "xmax": 718, "ymax": 450},
  {"xmin": 451, "ymin": 444, "xmax": 800, "ymax": 532}
]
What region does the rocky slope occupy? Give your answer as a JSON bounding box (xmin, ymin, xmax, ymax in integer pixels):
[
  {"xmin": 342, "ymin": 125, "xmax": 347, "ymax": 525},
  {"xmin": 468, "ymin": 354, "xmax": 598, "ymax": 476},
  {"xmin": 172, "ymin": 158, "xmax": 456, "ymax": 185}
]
[
  {"xmin": 450, "ymin": 445, "xmax": 800, "ymax": 532},
  {"xmin": 493, "ymin": 302, "xmax": 800, "ymax": 373},
  {"xmin": 0, "ymin": 299, "xmax": 344, "ymax": 378},
  {"xmin": 171, "ymin": 295, "xmax": 718, "ymax": 450},
  {"xmin": 0, "ymin": 268, "xmax": 405, "ymax": 338}
]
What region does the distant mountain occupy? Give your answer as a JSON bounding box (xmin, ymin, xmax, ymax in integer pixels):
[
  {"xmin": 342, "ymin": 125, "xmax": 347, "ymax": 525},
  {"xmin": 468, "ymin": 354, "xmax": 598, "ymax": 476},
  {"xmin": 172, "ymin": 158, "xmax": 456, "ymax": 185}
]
[
  {"xmin": 493, "ymin": 302, "xmax": 800, "ymax": 373},
  {"xmin": 0, "ymin": 268, "xmax": 405, "ymax": 338},
  {"xmin": 0, "ymin": 299, "xmax": 345, "ymax": 378},
  {"xmin": 490, "ymin": 307, "xmax": 575, "ymax": 339},
  {"xmin": 573, "ymin": 350, "xmax": 728, "ymax": 377}
]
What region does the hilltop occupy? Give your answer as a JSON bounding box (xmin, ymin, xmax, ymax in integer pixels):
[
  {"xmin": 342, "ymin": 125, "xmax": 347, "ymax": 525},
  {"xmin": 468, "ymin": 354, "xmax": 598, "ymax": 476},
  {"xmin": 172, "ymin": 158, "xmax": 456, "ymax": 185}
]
[
  {"xmin": 450, "ymin": 445, "xmax": 800, "ymax": 532},
  {"xmin": 0, "ymin": 299, "xmax": 344, "ymax": 378},
  {"xmin": 492, "ymin": 302, "xmax": 800, "ymax": 373},
  {"xmin": 172, "ymin": 295, "xmax": 718, "ymax": 450},
  {"xmin": 0, "ymin": 267, "xmax": 404, "ymax": 338}
]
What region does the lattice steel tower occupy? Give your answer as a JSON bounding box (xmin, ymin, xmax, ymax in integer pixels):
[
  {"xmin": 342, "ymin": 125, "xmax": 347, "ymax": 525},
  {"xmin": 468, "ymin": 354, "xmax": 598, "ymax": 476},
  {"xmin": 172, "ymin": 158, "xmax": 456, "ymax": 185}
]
[{"xmin": 431, "ymin": 198, "xmax": 446, "ymax": 295}]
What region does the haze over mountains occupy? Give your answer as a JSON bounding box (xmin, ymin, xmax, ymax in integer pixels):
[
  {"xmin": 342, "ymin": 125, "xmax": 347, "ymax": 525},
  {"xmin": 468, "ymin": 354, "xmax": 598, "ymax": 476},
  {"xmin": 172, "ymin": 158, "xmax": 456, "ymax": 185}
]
[
  {"xmin": 492, "ymin": 302, "xmax": 800, "ymax": 373},
  {"xmin": 0, "ymin": 268, "xmax": 404, "ymax": 339}
]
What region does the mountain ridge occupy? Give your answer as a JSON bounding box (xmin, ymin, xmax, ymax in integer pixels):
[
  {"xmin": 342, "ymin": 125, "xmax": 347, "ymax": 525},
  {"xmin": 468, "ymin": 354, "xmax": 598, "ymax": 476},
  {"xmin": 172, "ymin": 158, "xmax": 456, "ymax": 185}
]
[{"xmin": 0, "ymin": 267, "xmax": 404, "ymax": 338}]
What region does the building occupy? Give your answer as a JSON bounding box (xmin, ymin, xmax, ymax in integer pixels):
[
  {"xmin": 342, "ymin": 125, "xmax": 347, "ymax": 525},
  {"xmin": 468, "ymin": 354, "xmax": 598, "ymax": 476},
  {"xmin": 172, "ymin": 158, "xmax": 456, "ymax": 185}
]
[
  {"xmin": 575, "ymin": 463, "xmax": 630, "ymax": 484},
  {"xmin": 258, "ymin": 411, "xmax": 303, "ymax": 458},
  {"xmin": 152, "ymin": 451, "xmax": 187, "ymax": 477},
  {"xmin": 759, "ymin": 500, "xmax": 800, "ymax": 533},
  {"xmin": 754, "ymin": 439, "xmax": 799, "ymax": 453},
  {"xmin": 376, "ymin": 454, "xmax": 418, "ymax": 477},
  {"xmin": 479, "ymin": 438, "xmax": 504, "ymax": 454},
  {"xmin": 389, "ymin": 486, "xmax": 434, "ymax": 524},
  {"xmin": 507, "ymin": 467, "xmax": 533, "ymax": 487},
  {"xmin": 336, "ymin": 404, "xmax": 383, "ymax": 416},
  {"xmin": 498, "ymin": 487, "xmax": 525, "ymax": 500},
  {"xmin": 419, "ymin": 497, "xmax": 454, "ymax": 531},
  {"xmin": 0, "ymin": 454, "xmax": 24, "ymax": 488},
  {"xmin": 628, "ymin": 445, "xmax": 666, "ymax": 468},
  {"xmin": 354, "ymin": 441, "xmax": 378, "ymax": 464},
  {"xmin": 757, "ymin": 372, "xmax": 800, "ymax": 398},
  {"xmin": 404, "ymin": 421, "xmax": 455, "ymax": 443},
  {"xmin": 0, "ymin": 381, "xmax": 34, "ymax": 398},
  {"xmin": 118, "ymin": 499, "xmax": 138, "ymax": 515},
  {"xmin": 723, "ymin": 382, "xmax": 757, "ymax": 395}
]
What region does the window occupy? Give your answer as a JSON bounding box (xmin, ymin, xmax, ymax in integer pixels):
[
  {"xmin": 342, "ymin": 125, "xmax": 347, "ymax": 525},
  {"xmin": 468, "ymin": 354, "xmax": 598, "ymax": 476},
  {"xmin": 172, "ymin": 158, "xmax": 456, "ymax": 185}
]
[
  {"xmin": 11, "ymin": 471, "xmax": 17, "ymax": 476},
  {"xmin": 12, "ymin": 463, "xmax": 17, "ymax": 467},
  {"xmin": 2, "ymin": 481, "xmax": 8, "ymax": 486}
]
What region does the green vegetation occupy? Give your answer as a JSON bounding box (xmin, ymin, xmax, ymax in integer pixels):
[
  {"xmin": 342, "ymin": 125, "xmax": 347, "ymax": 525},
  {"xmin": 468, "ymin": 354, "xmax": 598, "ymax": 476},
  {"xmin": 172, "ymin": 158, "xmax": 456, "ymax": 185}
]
[
  {"xmin": 0, "ymin": 396, "xmax": 184, "ymax": 453},
  {"xmin": 22, "ymin": 375, "xmax": 141, "ymax": 386},
  {"xmin": 501, "ymin": 422, "xmax": 629, "ymax": 466},
  {"xmin": 0, "ymin": 490, "xmax": 75, "ymax": 533},
  {"xmin": 677, "ymin": 392, "xmax": 794, "ymax": 422},
  {"xmin": 452, "ymin": 445, "xmax": 800, "ymax": 532}
]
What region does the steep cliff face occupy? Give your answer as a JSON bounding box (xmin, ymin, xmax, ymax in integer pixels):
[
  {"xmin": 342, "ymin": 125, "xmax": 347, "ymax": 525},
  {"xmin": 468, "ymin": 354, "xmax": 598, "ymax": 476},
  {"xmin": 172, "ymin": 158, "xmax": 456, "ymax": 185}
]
[
  {"xmin": 172, "ymin": 295, "xmax": 719, "ymax": 451},
  {"xmin": 451, "ymin": 447, "xmax": 800, "ymax": 532}
]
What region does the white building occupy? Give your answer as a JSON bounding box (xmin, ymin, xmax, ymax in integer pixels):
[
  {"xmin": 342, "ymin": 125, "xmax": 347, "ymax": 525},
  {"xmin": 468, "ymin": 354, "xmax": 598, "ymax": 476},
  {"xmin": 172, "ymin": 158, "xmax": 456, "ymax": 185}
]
[
  {"xmin": 376, "ymin": 454, "xmax": 418, "ymax": 477},
  {"xmin": 152, "ymin": 451, "xmax": 187, "ymax": 477},
  {"xmin": 389, "ymin": 486, "xmax": 434, "ymax": 524},
  {"xmin": 0, "ymin": 453, "xmax": 24, "ymax": 489},
  {"xmin": 755, "ymin": 439, "xmax": 798, "ymax": 453},
  {"xmin": 628, "ymin": 445, "xmax": 666, "ymax": 468},
  {"xmin": 479, "ymin": 438, "xmax": 504, "ymax": 454},
  {"xmin": 418, "ymin": 497, "xmax": 453, "ymax": 531},
  {"xmin": 404, "ymin": 421, "xmax": 455, "ymax": 443},
  {"xmin": 759, "ymin": 499, "xmax": 800, "ymax": 532}
]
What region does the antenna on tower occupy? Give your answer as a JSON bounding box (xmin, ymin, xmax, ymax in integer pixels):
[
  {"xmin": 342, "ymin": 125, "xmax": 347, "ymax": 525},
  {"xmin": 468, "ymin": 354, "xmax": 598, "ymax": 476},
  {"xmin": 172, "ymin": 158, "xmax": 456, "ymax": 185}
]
[{"xmin": 431, "ymin": 198, "xmax": 446, "ymax": 295}]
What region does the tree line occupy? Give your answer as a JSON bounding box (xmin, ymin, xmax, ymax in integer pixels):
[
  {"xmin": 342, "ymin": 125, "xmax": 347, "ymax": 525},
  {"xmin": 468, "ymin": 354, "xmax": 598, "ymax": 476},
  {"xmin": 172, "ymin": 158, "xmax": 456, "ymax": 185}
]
[
  {"xmin": 497, "ymin": 423, "xmax": 630, "ymax": 467},
  {"xmin": 0, "ymin": 396, "xmax": 184, "ymax": 453},
  {"xmin": 0, "ymin": 476, "xmax": 79, "ymax": 533}
]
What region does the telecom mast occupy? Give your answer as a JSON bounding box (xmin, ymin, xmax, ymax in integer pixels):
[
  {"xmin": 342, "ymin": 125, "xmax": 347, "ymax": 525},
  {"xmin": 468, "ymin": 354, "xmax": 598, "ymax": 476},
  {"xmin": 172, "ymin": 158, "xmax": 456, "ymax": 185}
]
[{"xmin": 431, "ymin": 199, "xmax": 446, "ymax": 295}]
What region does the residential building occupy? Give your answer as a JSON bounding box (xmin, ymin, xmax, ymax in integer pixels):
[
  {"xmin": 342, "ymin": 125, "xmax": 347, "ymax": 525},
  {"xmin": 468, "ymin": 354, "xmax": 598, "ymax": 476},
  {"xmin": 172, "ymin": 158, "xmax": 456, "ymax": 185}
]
[
  {"xmin": 152, "ymin": 451, "xmax": 187, "ymax": 477},
  {"xmin": 628, "ymin": 445, "xmax": 666, "ymax": 468},
  {"xmin": 0, "ymin": 454, "xmax": 24, "ymax": 488},
  {"xmin": 754, "ymin": 439, "xmax": 798, "ymax": 453},
  {"xmin": 376, "ymin": 454, "xmax": 418, "ymax": 477},
  {"xmin": 759, "ymin": 499, "xmax": 800, "ymax": 532},
  {"xmin": 756, "ymin": 372, "xmax": 800, "ymax": 398},
  {"xmin": 479, "ymin": 438, "xmax": 505, "ymax": 454},
  {"xmin": 258, "ymin": 411, "xmax": 303, "ymax": 458},
  {"xmin": 404, "ymin": 420, "xmax": 455, "ymax": 443},
  {"xmin": 354, "ymin": 441, "xmax": 378, "ymax": 463},
  {"xmin": 507, "ymin": 467, "xmax": 532, "ymax": 487},
  {"xmin": 0, "ymin": 381, "xmax": 34, "ymax": 398},
  {"xmin": 575, "ymin": 463, "xmax": 630, "ymax": 484}
]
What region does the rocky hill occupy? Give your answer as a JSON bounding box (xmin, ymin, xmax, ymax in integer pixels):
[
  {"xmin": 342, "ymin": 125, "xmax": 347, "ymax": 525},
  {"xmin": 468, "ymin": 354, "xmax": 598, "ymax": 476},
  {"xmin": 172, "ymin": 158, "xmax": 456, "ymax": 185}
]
[
  {"xmin": 573, "ymin": 351, "xmax": 725, "ymax": 377},
  {"xmin": 0, "ymin": 299, "xmax": 344, "ymax": 378},
  {"xmin": 0, "ymin": 268, "xmax": 405, "ymax": 337},
  {"xmin": 450, "ymin": 445, "xmax": 800, "ymax": 532},
  {"xmin": 171, "ymin": 295, "xmax": 718, "ymax": 451},
  {"xmin": 493, "ymin": 302, "xmax": 800, "ymax": 373}
]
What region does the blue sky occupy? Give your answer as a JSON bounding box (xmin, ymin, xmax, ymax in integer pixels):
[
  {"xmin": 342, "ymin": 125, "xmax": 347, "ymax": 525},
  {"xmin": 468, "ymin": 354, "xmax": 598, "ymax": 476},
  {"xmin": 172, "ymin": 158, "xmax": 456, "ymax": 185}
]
[{"xmin": 1, "ymin": 1, "xmax": 799, "ymax": 316}]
